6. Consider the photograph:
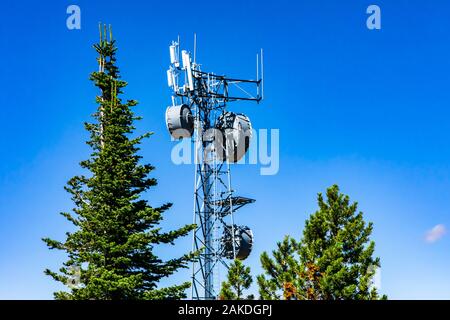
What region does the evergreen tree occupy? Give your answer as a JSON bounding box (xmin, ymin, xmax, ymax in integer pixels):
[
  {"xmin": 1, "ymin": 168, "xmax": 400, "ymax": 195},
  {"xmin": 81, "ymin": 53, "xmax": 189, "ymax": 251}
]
[
  {"xmin": 258, "ymin": 185, "xmax": 385, "ymax": 300},
  {"xmin": 42, "ymin": 25, "xmax": 195, "ymax": 300},
  {"xmin": 257, "ymin": 236, "xmax": 301, "ymax": 300},
  {"xmin": 219, "ymin": 260, "xmax": 254, "ymax": 300}
]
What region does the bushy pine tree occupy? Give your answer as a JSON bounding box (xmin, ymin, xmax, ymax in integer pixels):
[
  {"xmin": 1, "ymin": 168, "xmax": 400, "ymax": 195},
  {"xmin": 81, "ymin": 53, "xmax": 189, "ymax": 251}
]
[
  {"xmin": 42, "ymin": 25, "xmax": 195, "ymax": 300},
  {"xmin": 219, "ymin": 260, "xmax": 254, "ymax": 300},
  {"xmin": 257, "ymin": 236, "xmax": 301, "ymax": 300},
  {"xmin": 258, "ymin": 185, "xmax": 385, "ymax": 300}
]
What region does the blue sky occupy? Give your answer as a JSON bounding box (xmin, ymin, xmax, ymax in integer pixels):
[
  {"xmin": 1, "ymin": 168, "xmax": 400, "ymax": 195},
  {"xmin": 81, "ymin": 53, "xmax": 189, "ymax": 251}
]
[{"xmin": 1, "ymin": 0, "xmax": 450, "ymax": 299}]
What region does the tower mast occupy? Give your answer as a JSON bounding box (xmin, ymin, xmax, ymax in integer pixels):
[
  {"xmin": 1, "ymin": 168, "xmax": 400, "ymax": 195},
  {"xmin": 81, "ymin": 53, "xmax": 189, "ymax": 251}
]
[{"xmin": 165, "ymin": 38, "xmax": 264, "ymax": 299}]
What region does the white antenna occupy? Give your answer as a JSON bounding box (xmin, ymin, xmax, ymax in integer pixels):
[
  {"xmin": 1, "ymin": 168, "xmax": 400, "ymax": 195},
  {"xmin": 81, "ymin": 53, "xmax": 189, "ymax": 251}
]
[
  {"xmin": 170, "ymin": 44, "xmax": 177, "ymax": 65},
  {"xmin": 182, "ymin": 50, "xmax": 194, "ymax": 91},
  {"xmin": 256, "ymin": 52, "xmax": 259, "ymax": 98},
  {"xmin": 193, "ymin": 33, "xmax": 197, "ymax": 66},
  {"xmin": 167, "ymin": 69, "xmax": 173, "ymax": 87},
  {"xmin": 177, "ymin": 35, "xmax": 181, "ymax": 67},
  {"xmin": 261, "ymin": 48, "xmax": 264, "ymax": 100},
  {"xmin": 167, "ymin": 39, "xmax": 182, "ymax": 94}
]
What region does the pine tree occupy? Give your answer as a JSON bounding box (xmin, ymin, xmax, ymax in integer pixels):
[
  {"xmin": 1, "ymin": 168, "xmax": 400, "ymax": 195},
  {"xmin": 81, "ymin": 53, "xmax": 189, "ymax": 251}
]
[
  {"xmin": 257, "ymin": 236, "xmax": 301, "ymax": 300},
  {"xmin": 42, "ymin": 25, "xmax": 195, "ymax": 300},
  {"xmin": 257, "ymin": 185, "xmax": 385, "ymax": 300},
  {"xmin": 219, "ymin": 260, "xmax": 254, "ymax": 300},
  {"xmin": 299, "ymin": 185, "xmax": 384, "ymax": 299}
]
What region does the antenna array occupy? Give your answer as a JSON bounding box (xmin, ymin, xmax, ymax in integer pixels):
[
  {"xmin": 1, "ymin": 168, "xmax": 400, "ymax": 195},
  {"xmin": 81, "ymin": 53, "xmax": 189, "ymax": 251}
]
[{"xmin": 165, "ymin": 37, "xmax": 264, "ymax": 299}]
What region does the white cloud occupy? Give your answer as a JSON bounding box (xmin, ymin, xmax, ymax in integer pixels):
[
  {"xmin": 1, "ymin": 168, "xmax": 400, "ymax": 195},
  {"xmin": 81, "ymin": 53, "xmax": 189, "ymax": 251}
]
[{"xmin": 425, "ymin": 224, "xmax": 446, "ymax": 243}]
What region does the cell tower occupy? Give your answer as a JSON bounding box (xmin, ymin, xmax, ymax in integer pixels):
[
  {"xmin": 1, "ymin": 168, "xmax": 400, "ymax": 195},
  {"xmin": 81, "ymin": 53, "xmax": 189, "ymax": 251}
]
[{"xmin": 165, "ymin": 36, "xmax": 264, "ymax": 299}]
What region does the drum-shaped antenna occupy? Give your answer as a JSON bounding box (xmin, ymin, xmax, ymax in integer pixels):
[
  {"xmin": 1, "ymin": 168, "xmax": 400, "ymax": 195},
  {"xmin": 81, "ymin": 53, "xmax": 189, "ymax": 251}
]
[
  {"xmin": 221, "ymin": 225, "xmax": 254, "ymax": 261},
  {"xmin": 165, "ymin": 104, "xmax": 194, "ymax": 139},
  {"xmin": 235, "ymin": 226, "xmax": 253, "ymax": 260},
  {"xmin": 215, "ymin": 112, "xmax": 252, "ymax": 163}
]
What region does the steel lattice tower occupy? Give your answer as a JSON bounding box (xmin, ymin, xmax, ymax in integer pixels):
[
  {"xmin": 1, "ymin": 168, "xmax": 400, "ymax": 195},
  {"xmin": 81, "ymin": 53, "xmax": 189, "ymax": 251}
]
[{"xmin": 165, "ymin": 38, "xmax": 263, "ymax": 299}]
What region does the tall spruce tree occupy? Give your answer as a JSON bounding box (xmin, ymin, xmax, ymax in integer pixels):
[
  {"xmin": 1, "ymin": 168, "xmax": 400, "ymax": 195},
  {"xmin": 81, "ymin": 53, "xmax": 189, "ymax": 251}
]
[
  {"xmin": 42, "ymin": 25, "xmax": 195, "ymax": 300},
  {"xmin": 258, "ymin": 185, "xmax": 385, "ymax": 300},
  {"xmin": 219, "ymin": 260, "xmax": 254, "ymax": 300}
]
